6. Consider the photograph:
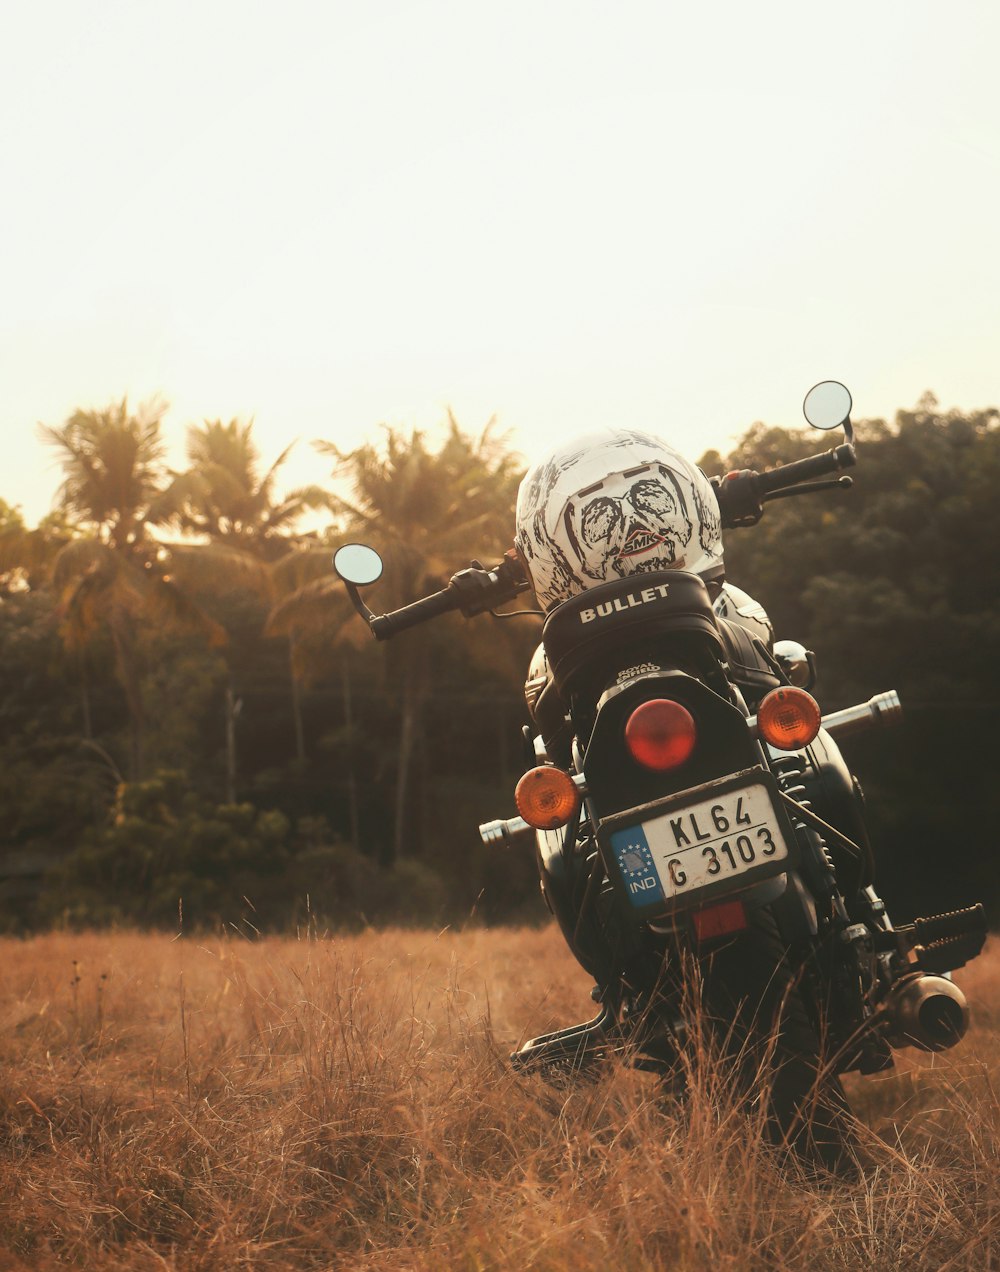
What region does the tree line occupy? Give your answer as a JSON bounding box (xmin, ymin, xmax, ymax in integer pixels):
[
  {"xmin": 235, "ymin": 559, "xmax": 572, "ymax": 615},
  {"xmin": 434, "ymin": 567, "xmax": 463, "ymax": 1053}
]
[{"xmin": 0, "ymin": 393, "xmax": 996, "ymax": 930}]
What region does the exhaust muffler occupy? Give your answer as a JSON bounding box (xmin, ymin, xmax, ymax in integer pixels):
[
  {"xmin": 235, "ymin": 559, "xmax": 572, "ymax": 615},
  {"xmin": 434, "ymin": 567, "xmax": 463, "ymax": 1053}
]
[{"xmin": 884, "ymin": 974, "xmax": 970, "ymax": 1052}]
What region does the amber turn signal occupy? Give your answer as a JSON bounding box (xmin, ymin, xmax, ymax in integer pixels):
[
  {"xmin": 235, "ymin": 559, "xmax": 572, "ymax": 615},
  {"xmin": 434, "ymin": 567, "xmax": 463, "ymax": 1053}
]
[
  {"xmin": 757, "ymin": 686, "xmax": 822, "ymax": 750},
  {"xmin": 515, "ymin": 766, "xmax": 581, "ymax": 830}
]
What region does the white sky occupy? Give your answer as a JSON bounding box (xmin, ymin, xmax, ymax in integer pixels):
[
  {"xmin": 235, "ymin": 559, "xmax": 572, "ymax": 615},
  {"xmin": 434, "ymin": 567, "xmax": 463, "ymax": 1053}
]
[{"xmin": 2, "ymin": 0, "xmax": 999, "ymax": 524}]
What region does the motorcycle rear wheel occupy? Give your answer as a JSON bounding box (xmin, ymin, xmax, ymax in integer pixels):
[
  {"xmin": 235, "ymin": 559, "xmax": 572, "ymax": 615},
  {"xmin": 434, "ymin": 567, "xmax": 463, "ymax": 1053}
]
[{"xmin": 698, "ymin": 909, "xmax": 857, "ymax": 1175}]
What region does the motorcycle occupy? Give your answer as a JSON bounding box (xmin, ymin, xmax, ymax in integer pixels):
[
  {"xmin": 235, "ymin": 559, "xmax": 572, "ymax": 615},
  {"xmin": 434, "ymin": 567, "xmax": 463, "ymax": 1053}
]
[{"xmin": 333, "ymin": 382, "xmax": 987, "ymax": 1167}]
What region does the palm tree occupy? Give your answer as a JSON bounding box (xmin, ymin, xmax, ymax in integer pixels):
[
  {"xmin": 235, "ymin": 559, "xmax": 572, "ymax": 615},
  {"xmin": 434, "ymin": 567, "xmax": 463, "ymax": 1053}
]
[
  {"xmin": 41, "ymin": 399, "xmax": 226, "ymax": 780},
  {"xmin": 264, "ymin": 545, "xmax": 369, "ymax": 844},
  {"xmin": 167, "ymin": 418, "xmax": 332, "ymax": 776},
  {"xmin": 0, "ymin": 503, "xmax": 100, "ymax": 734},
  {"xmin": 173, "ymin": 418, "xmax": 328, "ymax": 560},
  {"xmin": 273, "ymin": 415, "xmax": 525, "ymax": 865},
  {"xmin": 316, "ymin": 415, "xmax": 521, "ymax": 580}
]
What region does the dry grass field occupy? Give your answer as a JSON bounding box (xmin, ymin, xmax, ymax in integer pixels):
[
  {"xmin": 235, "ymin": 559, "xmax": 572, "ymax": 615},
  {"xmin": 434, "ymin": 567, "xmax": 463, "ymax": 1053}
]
[{"xmin": 0, "ymin": 924, "xmax": 997, "ymax": 1271}]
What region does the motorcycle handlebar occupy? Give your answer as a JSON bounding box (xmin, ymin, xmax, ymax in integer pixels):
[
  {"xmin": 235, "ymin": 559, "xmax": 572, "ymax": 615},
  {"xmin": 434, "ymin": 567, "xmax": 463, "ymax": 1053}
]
[
  {"xmin": 755, "ymin": 442, "xmax": 856, "ymax": 494},
  {"xmin": 715, "ymin": 442, "xmax": 856, "ymax": 528},
  {"xmin": 370, "ymin": 586, "xmax": 460, "ymax": 639},
  {"xmin": 367, "ymin": 555, "xmax": 530, "ymax": 640}
]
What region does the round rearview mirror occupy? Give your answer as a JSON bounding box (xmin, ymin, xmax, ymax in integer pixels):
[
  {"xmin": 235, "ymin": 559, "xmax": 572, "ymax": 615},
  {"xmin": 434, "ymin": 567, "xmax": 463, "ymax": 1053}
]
[
  {"xmin": 803, "ymin": 380, "xmax": 853, "ymax": 431},
  {"xmin": 333, "ymin": 543, "xmax": 383, "ymax": 587}
]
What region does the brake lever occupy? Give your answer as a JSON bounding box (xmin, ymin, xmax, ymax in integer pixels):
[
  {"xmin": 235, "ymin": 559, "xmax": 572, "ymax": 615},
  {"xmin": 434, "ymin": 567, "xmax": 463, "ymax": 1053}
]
[{"xmin": 762, "ymin": 475, "xmax": 854, "ymax": 503}]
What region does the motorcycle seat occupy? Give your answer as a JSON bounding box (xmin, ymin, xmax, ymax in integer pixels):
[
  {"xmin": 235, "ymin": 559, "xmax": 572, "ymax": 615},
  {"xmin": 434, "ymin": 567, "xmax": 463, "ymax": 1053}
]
[
  {"xmin": 715, "ymin": 618, "xmax": 783, "ymax": 698},
  {"xmin": 542, "ymin": 570, "xmax": 725, "ymax": 695}
]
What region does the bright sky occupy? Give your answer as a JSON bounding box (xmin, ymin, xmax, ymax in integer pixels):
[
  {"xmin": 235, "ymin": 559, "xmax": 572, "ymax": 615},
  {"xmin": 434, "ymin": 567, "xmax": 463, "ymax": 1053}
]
[{"xmin": 2, "ymin": 0, "xmax": 998, "ymax": 524}]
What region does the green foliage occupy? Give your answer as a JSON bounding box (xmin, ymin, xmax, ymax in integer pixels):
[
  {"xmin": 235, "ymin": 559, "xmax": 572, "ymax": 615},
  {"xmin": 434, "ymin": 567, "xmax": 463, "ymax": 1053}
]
[
  {"xmin": 704, "ymin": 396, "xmax": 1000, "ymax": 921},
  {"xmin": 39, "ymin": 399, "xmax": 227, "ymax": 780},
  {"xmin": 0, "ymin": 591, "xmax": 119, "ymax": 929},
  {"xmin": 420, "ymin": 775, "xmax": 546, "ymax": 923},
  {"xmin": 307, "ymin": 416, "xmax": 529, "ymax": 865},
  {"xmin": 40, "ymin": 771, "xmax": 284, "ymax": 927},
  {"xmin": 711, "ymin": 400, "xmax": 1000, "ymax": 679},
  {"xmin": 3, "ymin": 393, "xmax": 998, "ymax": 931},
  {"xmin": 139, "ymin": 642, "xmax": 229, "ymax": 777},
  {"xmin": 41, "ymin": 771, "xmax": 453, "ymax": 931},
  {"xmin": 317, "ymin": 414, "xmax": 523, "ymax": 601}
]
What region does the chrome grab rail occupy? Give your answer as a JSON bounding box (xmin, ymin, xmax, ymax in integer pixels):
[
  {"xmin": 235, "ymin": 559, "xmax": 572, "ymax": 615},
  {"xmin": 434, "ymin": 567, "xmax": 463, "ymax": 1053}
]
[
  {"xmin": 747, "ymin": 689, "xmax": 901, "ymax": 742},
  {"xmin": 817, "ymin": 690, "xmax": 902, "ymax": 740}
]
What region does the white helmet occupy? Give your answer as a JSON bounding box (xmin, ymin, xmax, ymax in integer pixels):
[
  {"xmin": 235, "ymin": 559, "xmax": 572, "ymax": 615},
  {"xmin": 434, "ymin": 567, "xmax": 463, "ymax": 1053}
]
[{"xmin": 515, "ymin": 428, "xmax": 723, "ymax": 612}]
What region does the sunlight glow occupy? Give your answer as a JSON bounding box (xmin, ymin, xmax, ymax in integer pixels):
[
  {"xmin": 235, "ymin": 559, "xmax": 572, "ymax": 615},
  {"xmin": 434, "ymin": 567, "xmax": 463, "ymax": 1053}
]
[{"xmin": 2, "ymin": 0, "xmax": 998, "ymax": 521}]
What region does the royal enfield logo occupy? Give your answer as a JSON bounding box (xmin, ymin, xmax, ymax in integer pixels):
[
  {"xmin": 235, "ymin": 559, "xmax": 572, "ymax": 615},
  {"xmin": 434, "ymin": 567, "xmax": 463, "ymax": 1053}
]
[
  {"xmin": 579, "ymin": 582, "xmax": 670, "ymax": 624},
  {"xmin": 616, "ymin": 661, "xmax": 661, "ymax": 683}
]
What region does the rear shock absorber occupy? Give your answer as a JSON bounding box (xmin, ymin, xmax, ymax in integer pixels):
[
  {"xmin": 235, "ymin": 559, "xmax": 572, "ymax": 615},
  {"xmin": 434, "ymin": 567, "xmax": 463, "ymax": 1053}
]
[
  {"xmin": 771, "ymin": 752, "xmax": 813, "ymax": 817},
  {"xmin": 770, "ymin": 752, "xmax": 842, "ymax": 905},
  {"xmin": 772, "ymin": 751, "xmax": 881, "ymax": 1068}
]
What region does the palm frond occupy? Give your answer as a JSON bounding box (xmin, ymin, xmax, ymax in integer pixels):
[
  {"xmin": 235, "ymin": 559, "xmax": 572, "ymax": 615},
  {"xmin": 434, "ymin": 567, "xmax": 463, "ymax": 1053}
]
[
  {"xmin": 163, "ymin": 541, "xmax": 270, "ymax": 596},
  {"xmin": 264, "ymin": 575, "xmax": 355, "ymax": 638},
  {"xmin": 39, "ymin": 399, "xmax": 170, "ymax": 537},
  {"xmin": 257, "ymin": 439, "xmax": 298, "ymax": 499},
  {"xmin": 268, "ymin": 546, "xmax": 337, "ymax": 597},
  {"xmin": 143, "ymin": 573, "xmax": 228, "ymax": 647},
  {"xmin": 51, "ymin": 538, "xmax": 116, "ymax": 590}
]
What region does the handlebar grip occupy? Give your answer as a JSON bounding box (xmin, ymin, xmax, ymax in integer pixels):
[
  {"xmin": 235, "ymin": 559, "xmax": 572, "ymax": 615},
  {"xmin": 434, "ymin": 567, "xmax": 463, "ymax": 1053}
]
[
  {"xmin": 370, "ymin": 586, "xmax": 458, "ymax": 639},
  {"xmin": 756, "ymin": 443, "xmax": 856, "ymax": 494}
]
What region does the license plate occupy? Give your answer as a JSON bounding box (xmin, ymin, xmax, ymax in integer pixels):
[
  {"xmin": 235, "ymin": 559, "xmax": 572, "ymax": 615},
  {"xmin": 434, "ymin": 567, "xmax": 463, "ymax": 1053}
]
[{"xmin": 605, "ymin": 774, "xmax": 792, "ymax": 910}]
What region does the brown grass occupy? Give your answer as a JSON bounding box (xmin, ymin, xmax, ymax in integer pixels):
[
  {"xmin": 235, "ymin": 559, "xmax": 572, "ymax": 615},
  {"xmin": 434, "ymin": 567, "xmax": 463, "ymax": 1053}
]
[{"xmin": 0, "ymin": 925, "xmax": 997, "ymax": 1270}]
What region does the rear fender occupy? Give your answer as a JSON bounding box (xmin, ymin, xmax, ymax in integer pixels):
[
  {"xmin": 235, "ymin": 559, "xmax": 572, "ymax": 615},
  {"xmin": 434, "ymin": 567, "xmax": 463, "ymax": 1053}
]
[
  {"xmin": 534, "ymin": 827, "xmax": 602, "ymax": 979},
  {"xmin": 768, "ymin": 870, "xmax": 820, "ymax": 941},
  {"xmin": 582, "ymin": 670, "xmax": 759, "ymax": 817}
]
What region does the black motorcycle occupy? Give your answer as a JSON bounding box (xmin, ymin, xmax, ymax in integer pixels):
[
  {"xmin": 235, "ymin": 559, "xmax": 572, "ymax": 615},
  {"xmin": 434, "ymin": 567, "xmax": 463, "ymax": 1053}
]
[{"xmin": 333, "ymin": 382, "xmax": 986, "ymax": 1166}]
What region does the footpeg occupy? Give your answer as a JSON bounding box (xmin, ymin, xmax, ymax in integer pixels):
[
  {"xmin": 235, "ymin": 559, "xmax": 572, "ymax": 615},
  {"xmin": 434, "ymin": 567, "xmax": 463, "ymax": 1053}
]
[
  {"xmin": 915, "ymin": 931, "xmax": 986, "ymax": 974},
  {"xmin": 910, "ymin": 903, "xmax": 987, "ymax": 946},
  {"xmin": 896, "ymin": 903, "xmax": 987, "ymax": 971}
]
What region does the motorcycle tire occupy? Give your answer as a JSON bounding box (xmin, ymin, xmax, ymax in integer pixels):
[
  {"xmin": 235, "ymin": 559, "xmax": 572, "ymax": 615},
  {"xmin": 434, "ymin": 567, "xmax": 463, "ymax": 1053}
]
[{"xmin": 698, "ymin": 908, "xmax": 858, "ymax": 1175}]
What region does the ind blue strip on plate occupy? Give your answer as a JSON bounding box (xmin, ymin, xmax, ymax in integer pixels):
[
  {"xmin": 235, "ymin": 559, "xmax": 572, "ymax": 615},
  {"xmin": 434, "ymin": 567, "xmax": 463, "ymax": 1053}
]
[{"xmin": 610, "ymin": 825, "xmax": 666, "ymax": 908}]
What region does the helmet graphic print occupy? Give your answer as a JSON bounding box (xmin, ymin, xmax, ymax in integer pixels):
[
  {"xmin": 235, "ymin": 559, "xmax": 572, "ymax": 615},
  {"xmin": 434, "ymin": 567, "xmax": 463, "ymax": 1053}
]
[
  {"xmin": 515, "ymin": 428, "xmax": 724, "ymax": 612},
  {"xmin": 567, "ymin": 465, "xmax": 693, "ymax": 581}
]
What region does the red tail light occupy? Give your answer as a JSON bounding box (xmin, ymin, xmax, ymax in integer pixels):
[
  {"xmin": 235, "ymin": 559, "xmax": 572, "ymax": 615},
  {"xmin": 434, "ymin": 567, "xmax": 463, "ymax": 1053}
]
[
  {"xmin": 624, "ymin": 699, "xmax": 697, "ymax": 771},
  {"xmin": 692, "ymin": 899, "xmax": 748, "ymax": 941}
]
